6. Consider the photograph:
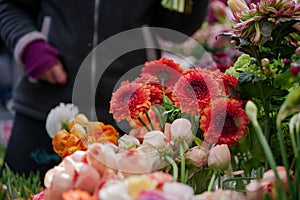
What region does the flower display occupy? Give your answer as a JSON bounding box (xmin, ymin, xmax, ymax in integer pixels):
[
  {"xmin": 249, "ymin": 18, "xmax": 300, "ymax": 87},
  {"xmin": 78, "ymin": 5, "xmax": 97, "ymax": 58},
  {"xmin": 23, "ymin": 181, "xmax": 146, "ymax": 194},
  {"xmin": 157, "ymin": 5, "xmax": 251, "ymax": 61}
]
[{"xmin": 23, "ymin": 1, "xmax": 300, "ymax": 200}]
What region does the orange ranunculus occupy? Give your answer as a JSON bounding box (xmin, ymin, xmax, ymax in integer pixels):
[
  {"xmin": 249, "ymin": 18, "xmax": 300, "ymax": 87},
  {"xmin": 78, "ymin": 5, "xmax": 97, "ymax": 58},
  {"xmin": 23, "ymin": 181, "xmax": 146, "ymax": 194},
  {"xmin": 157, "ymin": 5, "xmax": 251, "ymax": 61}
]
[
  {"xmin": 52, "ymin": 129, "xmax": 87, "ymax": 159},
  {"xmin": 82, "ymin": 122, "xmax": 119, "ymax": 146},
  {"xmin": 62, "ymin": 189, "xmax": 97, "ymax": 200}
]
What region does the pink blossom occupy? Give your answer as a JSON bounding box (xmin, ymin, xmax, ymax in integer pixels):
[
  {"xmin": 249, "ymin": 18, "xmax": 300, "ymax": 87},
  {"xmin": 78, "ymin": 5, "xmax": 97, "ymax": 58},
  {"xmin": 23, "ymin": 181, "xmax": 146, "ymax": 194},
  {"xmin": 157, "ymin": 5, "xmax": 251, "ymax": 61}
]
[
  {"xmin": 43, "ymin": 151, "xmax": 100, "ymax": 200},
  {"xmin": 33, "ymin": 190, "xmax": 45, "ymax": 200}
]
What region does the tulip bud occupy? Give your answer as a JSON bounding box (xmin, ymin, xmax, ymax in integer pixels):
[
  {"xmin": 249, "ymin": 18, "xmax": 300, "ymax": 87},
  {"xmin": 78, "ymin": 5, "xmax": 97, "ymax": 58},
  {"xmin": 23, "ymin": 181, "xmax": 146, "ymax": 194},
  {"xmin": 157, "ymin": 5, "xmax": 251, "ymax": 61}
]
[
  {"xmin": 245, "ymin": 101, "xmax": 258, "ymax": 124},
  {"xmin": 185, "ymin": 146, "xmax": 208, "ymax": 168},
  {"xmin": 118, "ymin": 134, "xmax": 140, "ymax": 150},
  {"xmin": 208, "ymin": 145, "xmax": 231, "ymax": 170}
]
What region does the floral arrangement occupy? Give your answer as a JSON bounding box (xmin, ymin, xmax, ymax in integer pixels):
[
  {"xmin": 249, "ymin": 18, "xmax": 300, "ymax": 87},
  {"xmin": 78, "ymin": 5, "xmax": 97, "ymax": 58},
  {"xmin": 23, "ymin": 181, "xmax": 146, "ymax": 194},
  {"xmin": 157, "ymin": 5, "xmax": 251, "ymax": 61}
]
[{"xmin": 22, "ymin": 0, "xmax": 300, "ymax": 199}]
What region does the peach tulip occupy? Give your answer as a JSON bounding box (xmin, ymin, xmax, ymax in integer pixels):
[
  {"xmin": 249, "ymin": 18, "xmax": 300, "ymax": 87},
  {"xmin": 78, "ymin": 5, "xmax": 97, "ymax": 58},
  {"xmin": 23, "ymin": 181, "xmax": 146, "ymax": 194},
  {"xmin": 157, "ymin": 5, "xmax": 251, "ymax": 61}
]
[{"xmin": 208, "ymin": 144, "xmax": 231, "ymax": 170}]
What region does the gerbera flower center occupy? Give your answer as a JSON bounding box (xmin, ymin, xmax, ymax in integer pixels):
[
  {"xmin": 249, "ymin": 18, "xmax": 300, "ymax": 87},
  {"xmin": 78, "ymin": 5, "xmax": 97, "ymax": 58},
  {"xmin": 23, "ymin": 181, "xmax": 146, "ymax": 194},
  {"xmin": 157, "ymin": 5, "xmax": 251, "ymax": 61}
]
[
  {"xmin": 215, "ymin": 111, "xmax": 237, "ymax": 135},
  {"xmin": 187, "ymin": 79, "xmax": 209, "ymax": 100}
]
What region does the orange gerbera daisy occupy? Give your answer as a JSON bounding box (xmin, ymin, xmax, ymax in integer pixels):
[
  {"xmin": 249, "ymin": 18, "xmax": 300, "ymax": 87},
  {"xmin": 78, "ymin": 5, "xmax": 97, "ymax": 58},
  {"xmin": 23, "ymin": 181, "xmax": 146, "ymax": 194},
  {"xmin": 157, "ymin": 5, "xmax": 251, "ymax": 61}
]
[
  {"xmin": 110, "ymin": 81, "xmax": 152, "ymax": 122},
  {"xmin": 134, "ymin": 73, "xmax": 164, "ymax": 105},
  {"xmin": 142, "ymin": 58, "xmax": 183, "ymax": 88},
  {"xmin": 173, "ymin": 68, "xmax": 221, "ymax": 115},
  {"xmin": 200, "ymin": 98, "xmax": 248, "ymax": 146}
]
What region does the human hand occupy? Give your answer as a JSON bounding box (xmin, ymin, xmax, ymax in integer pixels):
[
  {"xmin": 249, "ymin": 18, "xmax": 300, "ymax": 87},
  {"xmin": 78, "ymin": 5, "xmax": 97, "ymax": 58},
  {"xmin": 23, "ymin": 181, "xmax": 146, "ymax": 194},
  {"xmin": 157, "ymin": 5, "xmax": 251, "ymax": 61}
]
[{"xmin": 39, "ymin": 62, "xmax": 67, "ymax": 85}]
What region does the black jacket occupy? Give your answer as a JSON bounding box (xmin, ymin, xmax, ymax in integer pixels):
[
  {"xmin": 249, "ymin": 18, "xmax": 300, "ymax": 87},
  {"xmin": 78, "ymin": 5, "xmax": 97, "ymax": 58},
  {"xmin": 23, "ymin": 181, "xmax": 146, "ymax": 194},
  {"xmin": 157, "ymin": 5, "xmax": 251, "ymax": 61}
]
[{"xmin": 0, "ymin": 0, "xmax": 209, "ymax": 131}]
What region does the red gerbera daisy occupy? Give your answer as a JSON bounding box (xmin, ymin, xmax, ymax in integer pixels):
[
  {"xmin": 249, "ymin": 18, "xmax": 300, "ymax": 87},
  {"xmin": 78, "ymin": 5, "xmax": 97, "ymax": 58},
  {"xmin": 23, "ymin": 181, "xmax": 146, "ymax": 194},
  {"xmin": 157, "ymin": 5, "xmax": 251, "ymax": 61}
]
[
  {"xmin": 110, "ymin": 81, "xmax": 151, "ymax": 122},
  {"xmin": 142, "ymin": 58, "xmax": 183, "ymax": 88},
  {"xmin": 200, "ymin": 98, "xmax": 248, "ymax": 146},
  {"xmin": 221, "ymin": 73, "xmax": 239, "ymax": 97},
  {"xmin": 173, "ymin": 68, "xmax": 221, "ymax": 115}
]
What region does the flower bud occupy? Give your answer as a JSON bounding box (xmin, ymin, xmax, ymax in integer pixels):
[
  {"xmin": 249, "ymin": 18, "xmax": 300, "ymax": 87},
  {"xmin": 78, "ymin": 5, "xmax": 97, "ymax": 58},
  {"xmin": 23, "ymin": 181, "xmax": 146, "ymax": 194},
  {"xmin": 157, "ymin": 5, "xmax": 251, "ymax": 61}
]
[
  {"xmin": 295, "ymin": 47, "xmax": 300, "ymax": 56},
  {"xmin": 260, "ymin": 58, "xmax": 270, "ymax": 68},
  {"xmin": 118, "ymin": 134, "xmax": 140, "ymax": 150},
  {"xmin": 208, "ymin": 144, "xmax": 231, "ymax": 170},
  {"xmin": 245, "ymin": 101, "xmax": 258, "ymax": 124},
  {"xmin": 290, "ymin": 62, "xmax": 300, "ymax": 76},
  {"xmin": 185, "ymin": 146, "xmax": 208, "ymax": 168}
]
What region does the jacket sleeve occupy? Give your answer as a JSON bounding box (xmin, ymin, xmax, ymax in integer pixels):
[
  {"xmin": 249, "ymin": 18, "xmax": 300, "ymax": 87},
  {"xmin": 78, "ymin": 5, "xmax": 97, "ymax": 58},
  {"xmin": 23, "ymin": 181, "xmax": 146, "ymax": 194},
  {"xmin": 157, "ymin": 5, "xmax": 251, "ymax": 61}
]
[
  {"xmin": 0, "ymin": 0, "xmax": 45, "ymax": 61},
  {"xmin": 149, "ymin": 0, "xmax": 209, "ymax": 42}
]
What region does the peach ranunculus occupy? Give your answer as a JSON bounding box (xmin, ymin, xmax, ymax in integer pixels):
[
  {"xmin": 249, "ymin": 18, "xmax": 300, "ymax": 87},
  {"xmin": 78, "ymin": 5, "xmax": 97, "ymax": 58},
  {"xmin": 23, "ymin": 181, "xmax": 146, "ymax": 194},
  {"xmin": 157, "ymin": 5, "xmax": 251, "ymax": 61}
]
[
  {"xmin": 192, "ymin": 189, "xmax": 247, "ymax": 200},
  {"xmin": 43, "ymin": 151, "xmax": 100, "ymax": 200},
  {"xmin": 87, "ymin": 142, "xmax": 161, "ymax": 175},
  {"xmin": 52, "ymin": 128, "xmax": 87, "ymax": 159},
  {"xmin": 52, "ymin": 116, "xmax": 119, "ymax": 159},
  {"xmin": 246, "ymin": 166, "xmax": 294, "ymax": 200}
]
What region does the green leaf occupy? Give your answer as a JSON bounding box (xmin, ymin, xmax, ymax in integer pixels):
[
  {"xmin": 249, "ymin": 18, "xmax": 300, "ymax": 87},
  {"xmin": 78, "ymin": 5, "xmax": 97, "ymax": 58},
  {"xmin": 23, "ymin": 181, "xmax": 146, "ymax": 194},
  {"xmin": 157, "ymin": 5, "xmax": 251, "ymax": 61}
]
[{"xmin": 238, "ymin": 72, "xmax": 289, "ymax": 101}]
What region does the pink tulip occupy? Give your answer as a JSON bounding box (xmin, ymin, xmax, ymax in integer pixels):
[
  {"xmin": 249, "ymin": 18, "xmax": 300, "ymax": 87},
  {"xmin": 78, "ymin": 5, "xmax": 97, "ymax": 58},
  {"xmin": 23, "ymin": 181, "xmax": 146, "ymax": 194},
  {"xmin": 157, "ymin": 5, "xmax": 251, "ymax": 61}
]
[
  {"xmin": 33, "ymin": 190, "xmax": 45, "ymax": 200},
  {"xmin": 185, "ymin": 146, "xmax": 208, "ymax": 168},
  {"xmin": 208, "ymin": 144, "xmax": 231, "ymax": 170},
  {"xmin": 170, "ymin": 118, "xmax": 193, "ymax": 145},
  {"xmin": 142, "ymin": 131, "xmax": 167, "ymax": 148}
]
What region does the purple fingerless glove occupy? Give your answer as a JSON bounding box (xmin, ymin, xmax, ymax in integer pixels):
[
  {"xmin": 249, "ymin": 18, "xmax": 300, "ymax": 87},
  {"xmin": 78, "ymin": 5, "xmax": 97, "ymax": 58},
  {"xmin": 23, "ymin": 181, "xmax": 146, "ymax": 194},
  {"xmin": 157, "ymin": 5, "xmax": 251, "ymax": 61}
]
[{"xmin": 22, "ymin": 40, "xmax": 61, "ymax": 78}]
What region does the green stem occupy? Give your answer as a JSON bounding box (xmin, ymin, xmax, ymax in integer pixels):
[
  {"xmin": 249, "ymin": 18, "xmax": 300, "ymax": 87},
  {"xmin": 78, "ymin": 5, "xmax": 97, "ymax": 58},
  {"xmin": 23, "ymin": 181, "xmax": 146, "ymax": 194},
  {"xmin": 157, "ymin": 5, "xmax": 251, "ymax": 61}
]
[
  {"xmin": 145, "ymin": 110, "xmax": 155, "ymax": 130},
  {"xmin": 277, "ymin": 127, "xmax": 294, "ymax": 197},
  {"xmin": 151, "ymin": 105, "xmax": 164, "ymax": 129},
  {"xmin": 138, "ymin": 117, "xmax": 151, "ymax": 132},
  {"xmin": 207, "ymin": 170, "xmax": 218, "ymax": 192},
  {"xmin": 251, "ymin": 120, "xmax": 287, "ymax": 200},
  {"xmin": 180, "ymin": 142, "xmax": 186, "ymax": 184},
  {"xmin": 165, "ymin": 155, "xmax": 178, "ymax": 182}
]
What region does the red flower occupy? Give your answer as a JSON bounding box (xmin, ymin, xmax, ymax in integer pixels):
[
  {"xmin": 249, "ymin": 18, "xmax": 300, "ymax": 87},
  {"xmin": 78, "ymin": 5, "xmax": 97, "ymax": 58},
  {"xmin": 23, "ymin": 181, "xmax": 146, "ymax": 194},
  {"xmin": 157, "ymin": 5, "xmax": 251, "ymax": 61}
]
[
  {"xmin": 134, "ymin": 73, "xmax": 164, "ymax": 105},
  {"xmin": 173, "ymin": 68, "xmax": 221, "ymax": 115},
  {"xmin": 110, "ymin": 81, "xmax": 152, "ymax": 122},
  {"xmin": 200, "ymin": 98, "xmax": 248, "ymax": 146},
  {"xmin": 220, "ymin": 73, "xmax": 239, "ymax": 97},
  {"xmin": 142, "ymin": 58, "xmax": 183, "ymax": 88}
]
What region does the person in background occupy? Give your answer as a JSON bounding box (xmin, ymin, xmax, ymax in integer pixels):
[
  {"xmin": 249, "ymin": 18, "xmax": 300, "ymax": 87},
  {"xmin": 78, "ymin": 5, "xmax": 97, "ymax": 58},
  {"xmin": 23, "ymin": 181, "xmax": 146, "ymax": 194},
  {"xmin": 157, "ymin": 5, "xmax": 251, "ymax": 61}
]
[{"xmin": 0, "ymin": 0, "xmax": 209, "ymax": 181}]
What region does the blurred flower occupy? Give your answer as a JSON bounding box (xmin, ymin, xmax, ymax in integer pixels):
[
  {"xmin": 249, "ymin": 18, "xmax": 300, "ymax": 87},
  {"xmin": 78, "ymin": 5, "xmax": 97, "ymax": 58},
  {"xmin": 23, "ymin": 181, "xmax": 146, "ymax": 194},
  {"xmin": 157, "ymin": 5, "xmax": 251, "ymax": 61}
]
[
  {"xmin": 142, "ymin": 58, "xmax": 183, "ymax": 88},
  {"xmin": 110, "ymin": 81, "xmax": 151, "ymax": 122},
  {"xmin": 192, "ymin": 189, "xmax": 247, "ymax": 200},
  {"xmin": 62, "ymin": 189, "xmax": 97, "ymax": 200},
  {"xmin": 125, "ymin": 175, "xmax": 158, "ymax": 199},
  {"xmin": 99, "ymin": 180, "xmax": 132, "ymax": 200},
  {"xmin": 46, "ymin": 103, "xmax": 79, "ymax": 138},
  {"xmin": 44, "ymin": 151, "xmax": 100, "ymax": 200},
  {"xmin": 207, "ymin": 144, "xmax": 231, "ymax": 170},
  {"xmin": 200, "ymin": 98, "xmax": 248, "ymax": 146},
  {"xmin": 33, "ymin": 191, "xmax": 45, "ymax": 200},
  {"xmin": 137, "ymin": 190, "xmax": 166, "ymax": 200},
  {"xmin": 162, "ymin": 182, "xmax": 195, "ymax": 200},
  {"xmin": 246, "ymin": 166, "xmax": 294, "ymax": 200}
]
